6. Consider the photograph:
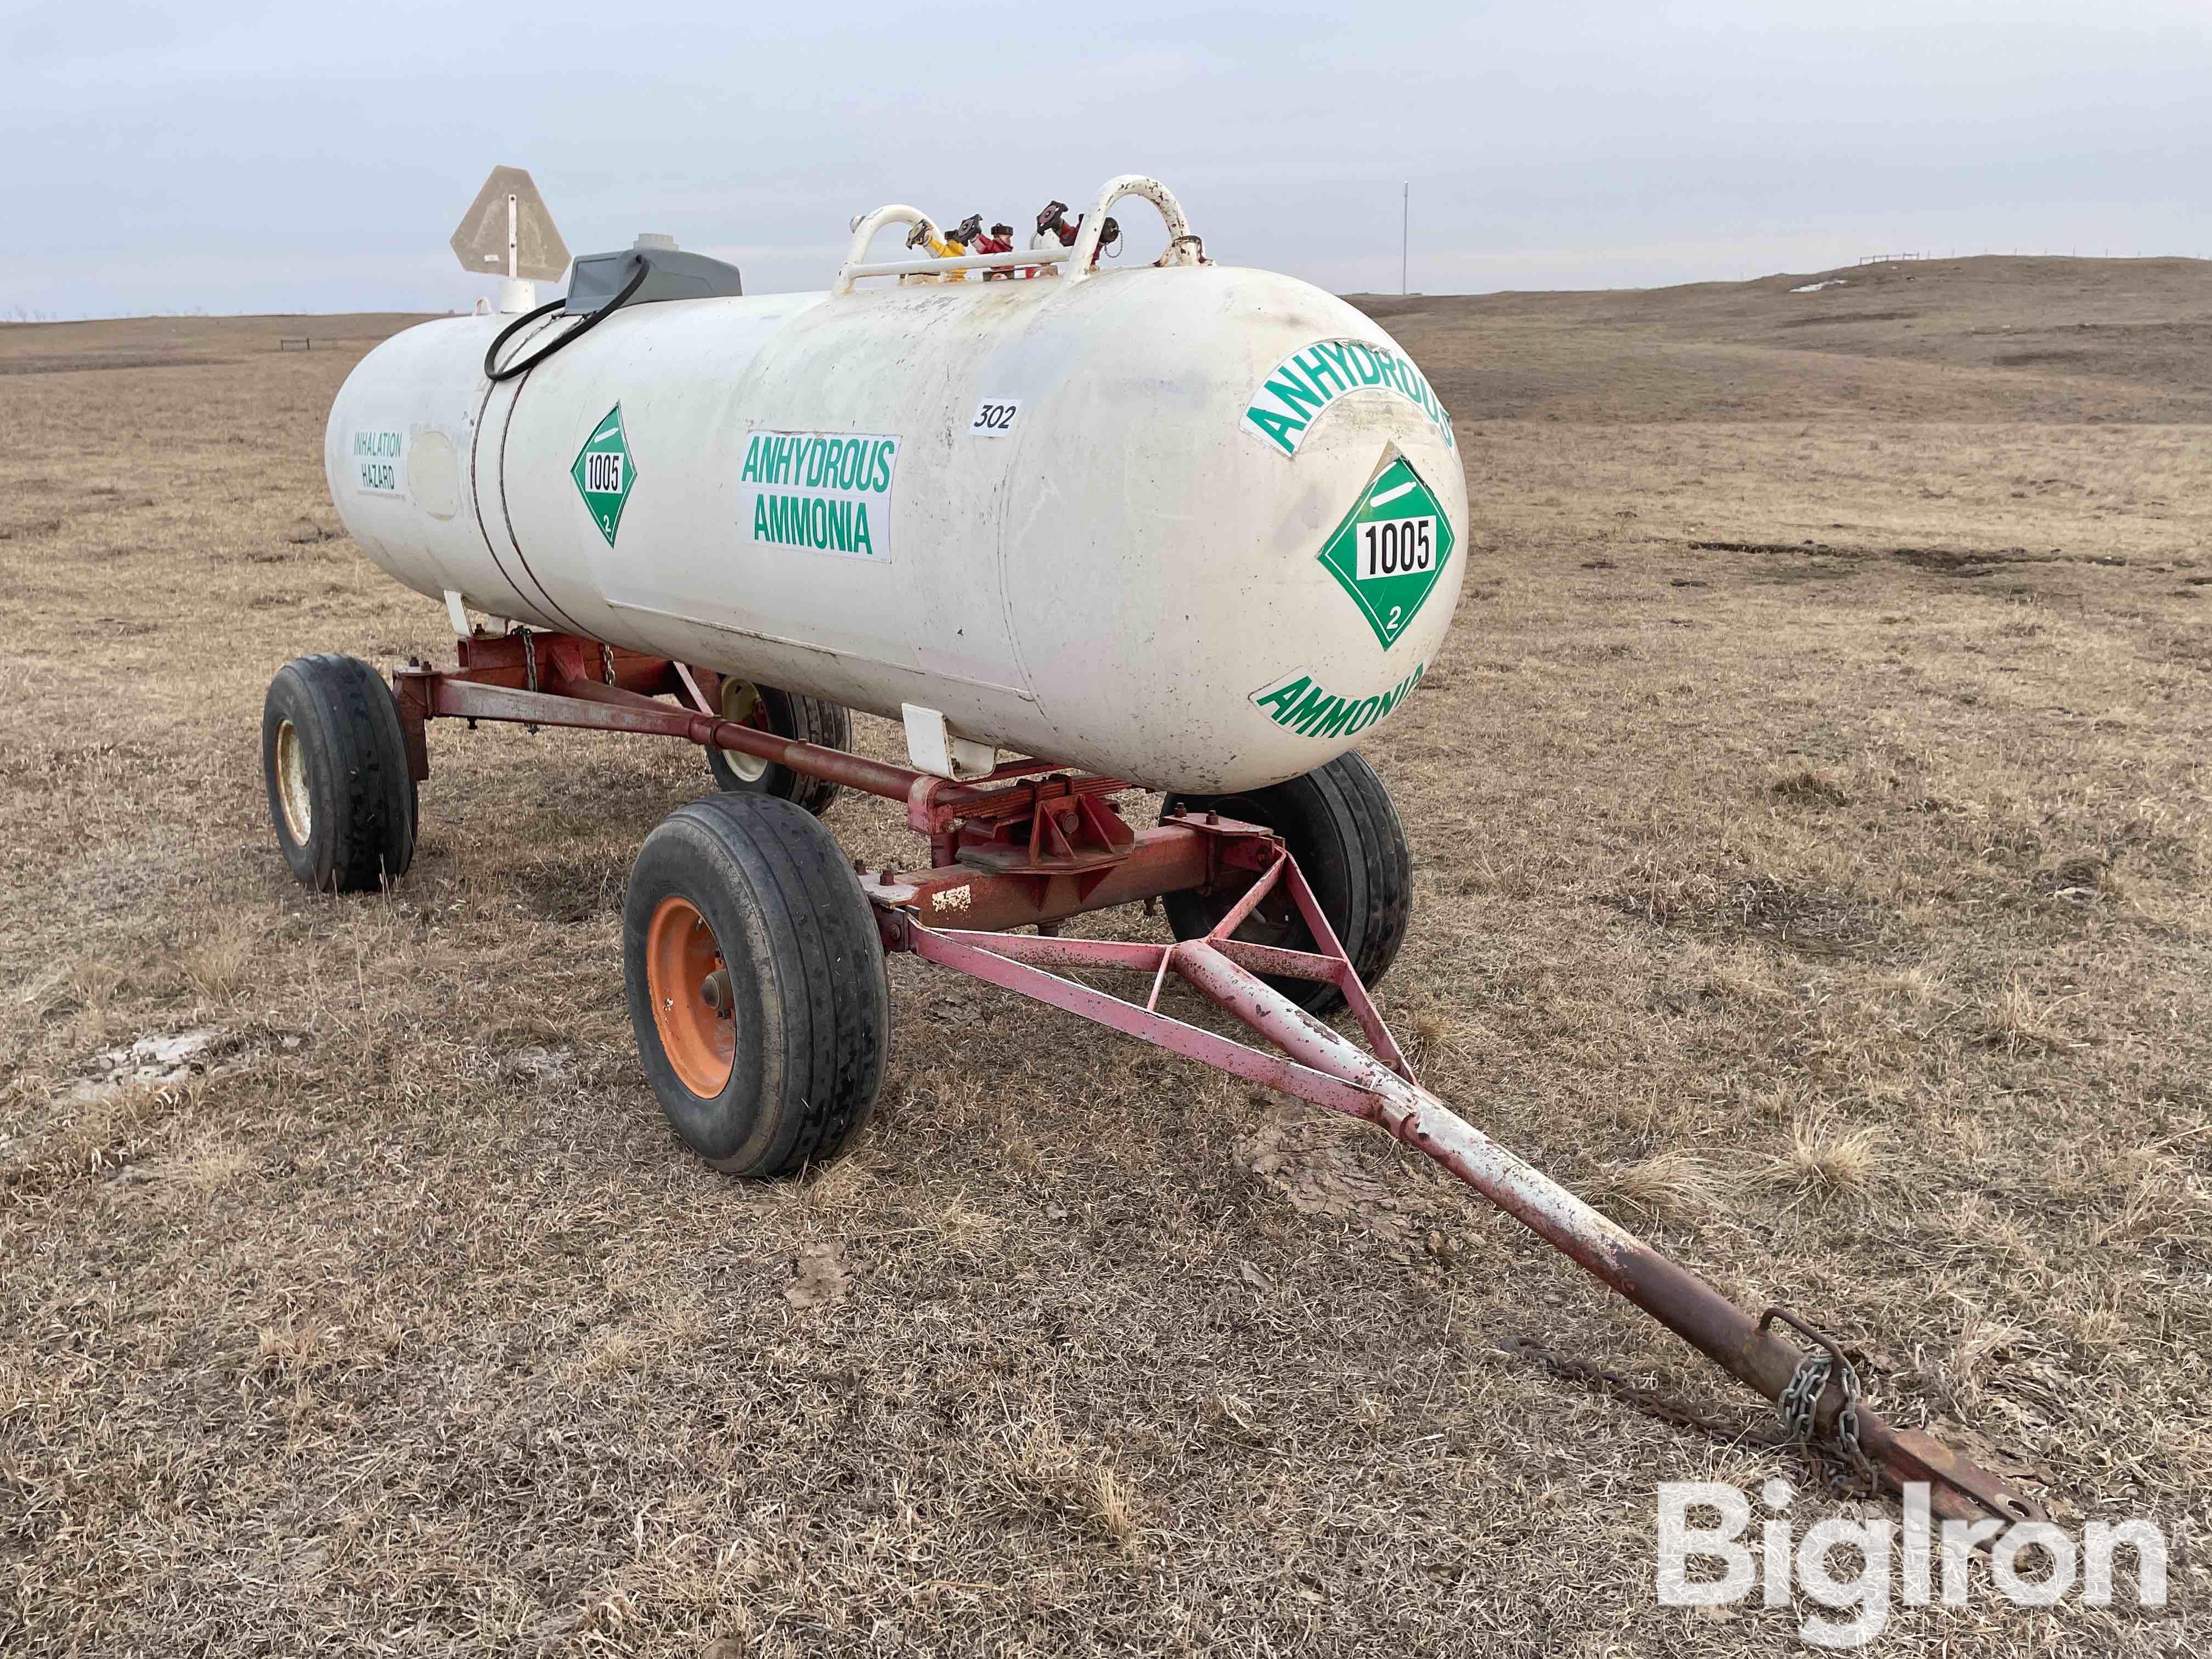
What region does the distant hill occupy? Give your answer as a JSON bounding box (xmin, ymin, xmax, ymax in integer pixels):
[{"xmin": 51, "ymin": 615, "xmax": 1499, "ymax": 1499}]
[
  {"xmin": 11, "ymin": 259, "xmax": 2209, "ymax": 426},
  {"xmin": 0, "ymin": 314, "xmax": 436, "ymax": 377},
  {"xmin": 1347, "ymin": 256, "xmax": 2212, "ymax": 424}
]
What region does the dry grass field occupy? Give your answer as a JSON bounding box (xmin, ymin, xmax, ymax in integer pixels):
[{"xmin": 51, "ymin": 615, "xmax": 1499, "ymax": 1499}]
[{"xmin": 3, "ymin": 262, "xmax": 2209, "ymax": 1655}]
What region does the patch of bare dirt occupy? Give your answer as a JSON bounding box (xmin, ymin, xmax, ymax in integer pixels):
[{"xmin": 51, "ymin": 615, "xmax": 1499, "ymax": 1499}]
[
  {"xmin": 53, "ymin": 1026, "xmax": 251, "ymax": 1104},
  {"xmin": 1237, "ymin": 1108, "xmax": 1460, "ymax": 1255}
]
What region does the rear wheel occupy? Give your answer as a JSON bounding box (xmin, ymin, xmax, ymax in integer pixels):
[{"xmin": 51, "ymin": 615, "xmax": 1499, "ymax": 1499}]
[
  {"xmin": 1160, "ymin": 752, "xmax": 1410, "ymax": 1017},
  {"xmin": 623, "ymin": 792, "xmax": 889, "ymax": 1177},
  {"xmin": 262, "ymin": 653, "xmax": 417, "ymax": 893},
  {"xmin": 701, "ymin": 676, "xmax": 849, "ymax": 819}
]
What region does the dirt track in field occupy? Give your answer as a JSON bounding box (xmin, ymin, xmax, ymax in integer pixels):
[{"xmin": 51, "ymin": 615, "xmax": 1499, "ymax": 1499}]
[{"xmin": 3, "ymin": 262, "xmax": 2209, "ymax": 1654}]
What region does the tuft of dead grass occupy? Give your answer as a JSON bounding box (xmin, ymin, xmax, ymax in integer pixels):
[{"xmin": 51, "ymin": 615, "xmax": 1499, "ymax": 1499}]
[
  {"xmin": 1980, "ymin": 978, "xmax": 2085, "ymax": 1054},
  {"xmin": 182, "ymin": 918, "xmax": 257, "ymax": 1005},
  {"xmin": 1088, "ymin": 1468, "xmax": 1140, "ymax": 1549},
  {"xmin": 1763, "ymin": 1116, "xmax": 1892, "ymax": 1199},
  {"xmin": 1771, "ymin": 768, "xmax": 1849, "ymax": 807},
  {"xmin": 1592, "ymin": 1150, "xmax": 1730, "ymax": 1223}
]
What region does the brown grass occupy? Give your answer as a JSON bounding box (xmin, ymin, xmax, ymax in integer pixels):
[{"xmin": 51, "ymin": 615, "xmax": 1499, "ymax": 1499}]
[
  {"xmin": 1763, "ymin": 1117, "xmax": 1892, "ymax": 1200},
  {"xmin": 3, "ymin": 264, "xmax": 2209, "ymax": 1652}
]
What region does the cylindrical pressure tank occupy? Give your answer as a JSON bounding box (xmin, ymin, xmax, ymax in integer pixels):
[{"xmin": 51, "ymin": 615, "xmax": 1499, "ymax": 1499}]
[{"xmin": 326, "ymin": 218, "xmax": 1467, "ymax": 794}]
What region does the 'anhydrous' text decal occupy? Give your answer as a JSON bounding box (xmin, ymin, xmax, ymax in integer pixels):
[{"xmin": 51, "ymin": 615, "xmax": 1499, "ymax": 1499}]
[{"xmin": 1241, "ymin": 340, "xmax": 1454, "ymax": 458}]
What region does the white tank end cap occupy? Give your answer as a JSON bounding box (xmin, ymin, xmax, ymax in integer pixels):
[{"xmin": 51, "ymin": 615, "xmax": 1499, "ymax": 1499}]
[
  {"xmin": 634, "ymin": 233, "xmax": 678, "ymax": 251},
  {"xmin": 902, "ymin": 704, "xmax": 997, "ymax": 781}
]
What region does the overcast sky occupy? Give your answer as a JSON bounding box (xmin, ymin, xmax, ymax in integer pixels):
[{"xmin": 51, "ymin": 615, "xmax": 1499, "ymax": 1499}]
[{"xmin": 7, "ymin": 0, "xmax": 2210, "ymax": 318}]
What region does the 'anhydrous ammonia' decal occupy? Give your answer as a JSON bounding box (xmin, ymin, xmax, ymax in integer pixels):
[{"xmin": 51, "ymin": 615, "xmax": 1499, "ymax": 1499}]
[
  {"xmin": 739, "ymin": 431, "xmax": 899, "ymax": 563},
  {"xmin": 572, "ymin": 406, "xmax": 637, "ymax": 547},
  {"xmin": 1241, "ymin": 338, "xmax": 1455, "ymax": 458},
  {"xmin": 1250, "ymin": 661, "xmax": 1427, "ymax": 738}
]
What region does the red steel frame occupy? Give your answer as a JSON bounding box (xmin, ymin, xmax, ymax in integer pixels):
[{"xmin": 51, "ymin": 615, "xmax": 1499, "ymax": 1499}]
[{"xmin": 393, "ymin": 630, "xmax": 2046, "ymax": 1528}]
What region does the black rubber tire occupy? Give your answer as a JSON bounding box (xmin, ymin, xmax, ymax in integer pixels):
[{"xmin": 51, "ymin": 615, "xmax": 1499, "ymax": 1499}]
[
  {"xmin": 262, "ymin": 653, "xmax": 417, "ymax": 894},
  {"xmin": 1160, "ymin": 752, "xmax": 1411, "ymax": 1018},
  {"xmin": 623, "ymin": 793, "xmax": 889, "ymax": 1177},
  {"xmin": 703, "ymin": 683, "xmax": 849, "ymax": 819}
]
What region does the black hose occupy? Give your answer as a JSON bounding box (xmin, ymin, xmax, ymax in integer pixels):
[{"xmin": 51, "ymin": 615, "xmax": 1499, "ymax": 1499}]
[{"xmin": 482, "ymin": 253, "xmax": 652, "ymax": 383}]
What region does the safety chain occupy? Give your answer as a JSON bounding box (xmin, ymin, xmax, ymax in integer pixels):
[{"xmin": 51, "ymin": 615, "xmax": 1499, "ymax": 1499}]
[
  {"xmin": 601, "ymin": 642, "xmax": 617, "ymax": 685},
  {"xmin": 1776, "ymin": 1350, "xmax": 1878, "ymax": 1492},
  {"xmin": 1766, "ymin": 1308, "xmax": 1881, "ymax": 1494},
  {"xmin": 517, "ymin": 627, "xmax": 540, "ymax": 734},
  {"xmin": 1774, "ymin": 1347, "xmax": 1832, "ymax": 1441}
]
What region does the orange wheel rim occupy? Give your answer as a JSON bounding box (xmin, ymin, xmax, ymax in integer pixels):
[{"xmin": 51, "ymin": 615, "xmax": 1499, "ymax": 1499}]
[{"xmin": 645, "ymin": 895, "xmax": 735, "ymax": 1097}]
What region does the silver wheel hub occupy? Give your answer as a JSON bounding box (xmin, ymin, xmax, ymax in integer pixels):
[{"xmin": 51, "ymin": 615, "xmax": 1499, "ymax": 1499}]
[
  {"xmin": 718, "ymin": 680, "xmax": 771, "ymax": 784},
  {"xmin": 274, "ymin": 719, "xmax": 312, "ymax": 842}
]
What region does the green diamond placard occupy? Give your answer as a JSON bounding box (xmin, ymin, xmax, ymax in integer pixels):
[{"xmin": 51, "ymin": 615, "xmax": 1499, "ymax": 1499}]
[
  {"xmin": 1316, "ymin": 454, "xmax": 1454, "ymax": 650},
  {"xmin": 571, "ymin": 404, "xmax": 636, "ymax": 546}
]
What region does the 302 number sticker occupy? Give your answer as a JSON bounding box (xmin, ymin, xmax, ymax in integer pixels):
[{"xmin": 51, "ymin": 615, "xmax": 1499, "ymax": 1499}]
[{"xmin": 969, "ymin": 398, "xmax": 1022, "ymax": 437}]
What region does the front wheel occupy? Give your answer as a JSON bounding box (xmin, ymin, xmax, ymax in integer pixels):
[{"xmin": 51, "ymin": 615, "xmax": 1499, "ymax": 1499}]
[
  {"xmin": 1160, "ymin": 752, "xmax": 1411, "ymax": 1018},
  {"xmin": 623, "ymin": 793, "xmax": 889, "ymax": 1177}
]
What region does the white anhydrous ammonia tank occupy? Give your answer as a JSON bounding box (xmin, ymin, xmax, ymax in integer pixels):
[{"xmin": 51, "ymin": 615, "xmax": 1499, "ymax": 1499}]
[{"xmin": 326, "ymin": 185, "xmax": 1467, "ymax": 794}]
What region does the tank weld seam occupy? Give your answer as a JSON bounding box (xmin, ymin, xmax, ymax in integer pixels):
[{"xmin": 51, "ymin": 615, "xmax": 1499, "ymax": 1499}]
[
  {"xmin": 493, "ymin": 366, "xmax": 592, "ymax": 637},
  {"xmin": 465, "ymin": 373, "xmax": 549, "ymax": 626},
  {"xmin": 606, "ymin": 599, "xmax": 847, "ymax": 659},
  {"xmin": 609, "ymin": 601, "xmax": 1039, "ymax": 704}
]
